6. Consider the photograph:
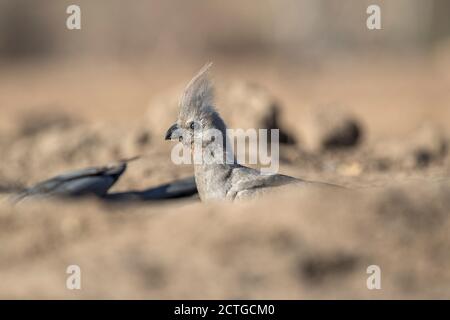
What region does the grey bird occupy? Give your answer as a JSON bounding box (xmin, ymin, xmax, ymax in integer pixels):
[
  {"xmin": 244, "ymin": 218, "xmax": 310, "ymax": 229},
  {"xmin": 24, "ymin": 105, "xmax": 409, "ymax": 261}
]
[{"xmin": 165, "ymin": 63, "xmax": 339, "ymax": 202}]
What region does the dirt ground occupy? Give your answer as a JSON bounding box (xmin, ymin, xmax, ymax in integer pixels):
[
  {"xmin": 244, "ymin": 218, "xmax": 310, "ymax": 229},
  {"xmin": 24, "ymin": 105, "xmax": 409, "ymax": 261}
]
[{"xmin": 1, "ymin": 53, "xmax": 450, "ymax": 299}]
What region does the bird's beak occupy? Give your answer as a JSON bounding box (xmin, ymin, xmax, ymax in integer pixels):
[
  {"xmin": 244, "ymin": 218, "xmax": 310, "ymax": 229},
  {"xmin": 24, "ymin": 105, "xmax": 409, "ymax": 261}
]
[{"xmin": 165, "ymin": 123, "xmax": 180, "ymax": 141}]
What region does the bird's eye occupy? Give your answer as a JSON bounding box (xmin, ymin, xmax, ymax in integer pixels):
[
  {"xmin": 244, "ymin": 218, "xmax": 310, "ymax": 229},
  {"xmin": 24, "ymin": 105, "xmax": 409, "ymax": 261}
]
[
  {"xmin": 189, "ymin": 122, "xmax": 196, "ymax": 130},
  {"xmin": 178, "ymin": 136, "xmax": 183, "ymax": 142}
]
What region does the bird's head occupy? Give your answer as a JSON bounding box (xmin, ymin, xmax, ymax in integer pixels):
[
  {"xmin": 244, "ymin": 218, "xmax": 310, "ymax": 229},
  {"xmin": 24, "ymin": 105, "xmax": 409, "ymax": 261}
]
[{"xmin": 165, "ymin": 63, "xmax": 227, "ymax": 148}]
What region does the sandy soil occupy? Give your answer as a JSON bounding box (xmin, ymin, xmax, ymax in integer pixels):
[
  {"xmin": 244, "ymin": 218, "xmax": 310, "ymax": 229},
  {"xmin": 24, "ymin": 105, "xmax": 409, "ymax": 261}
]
[{"xmin": 1, "ymin": 54, "xmax": 450, "ymax": 299}]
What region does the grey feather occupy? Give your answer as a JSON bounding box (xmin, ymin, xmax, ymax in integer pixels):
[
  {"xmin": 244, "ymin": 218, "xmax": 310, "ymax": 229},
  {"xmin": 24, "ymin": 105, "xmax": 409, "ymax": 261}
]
[{"xmin": 10, "ymin": 158, "xmax": 198, "ymax": 204}]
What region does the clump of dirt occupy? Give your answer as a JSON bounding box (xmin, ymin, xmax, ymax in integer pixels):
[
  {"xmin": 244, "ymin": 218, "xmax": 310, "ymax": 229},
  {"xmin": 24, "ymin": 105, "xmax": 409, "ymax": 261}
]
[{"xmin": 372, "ymin": 123, "xmax": 448, "ymax": 169}]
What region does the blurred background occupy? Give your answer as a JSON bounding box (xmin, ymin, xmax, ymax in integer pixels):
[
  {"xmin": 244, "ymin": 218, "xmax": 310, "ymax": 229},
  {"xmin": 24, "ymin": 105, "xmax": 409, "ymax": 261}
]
[{"xmin": 1, "ymin": 0, "xmax": 449, "ymax": 60}]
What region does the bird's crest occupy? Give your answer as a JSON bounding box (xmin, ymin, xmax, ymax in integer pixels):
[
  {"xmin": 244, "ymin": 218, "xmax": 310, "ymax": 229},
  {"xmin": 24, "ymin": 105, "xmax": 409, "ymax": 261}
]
[{"xmin": 179, "ymin": 62, "xmax": 215, "ymax": 117}]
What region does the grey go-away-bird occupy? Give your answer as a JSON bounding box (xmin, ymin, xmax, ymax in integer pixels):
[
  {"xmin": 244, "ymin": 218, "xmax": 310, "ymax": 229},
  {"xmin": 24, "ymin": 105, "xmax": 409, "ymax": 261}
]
[{"xmin": 165, "ymin": 63, "xmax": 339, "ymax": 201}]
